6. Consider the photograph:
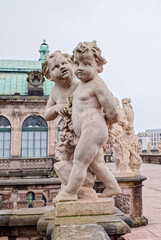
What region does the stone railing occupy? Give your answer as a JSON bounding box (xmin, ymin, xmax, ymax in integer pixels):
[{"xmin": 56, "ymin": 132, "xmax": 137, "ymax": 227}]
[
  {"xmin": 0, "ymin": 159, "xmax": 10, "ymax": 170},
  {"xmin": 0, "ymin": 157, "xmax": 53, "ymax": 171},
  {"xmin": 141, "ymin": 154, "xmax": 161, "ymax": 164}
]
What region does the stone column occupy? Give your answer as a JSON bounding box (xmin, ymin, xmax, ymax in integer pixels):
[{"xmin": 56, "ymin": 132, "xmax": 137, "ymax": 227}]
[
  {"xmin": 17, "ymin": 190, "xmax": 29, "ymax": 209},
  {"xmin": 11, "ymin": 110, "xmax": 22, "ymax": 157},
  {"xmin": 48, "ymin": 120, "xmax": 58, "ymax": 157}
]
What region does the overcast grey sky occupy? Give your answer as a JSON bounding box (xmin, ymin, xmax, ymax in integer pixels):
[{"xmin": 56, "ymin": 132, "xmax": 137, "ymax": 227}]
[{"xmin": 0, "ymin": 0, "xmax": 161, "ymax": 133}]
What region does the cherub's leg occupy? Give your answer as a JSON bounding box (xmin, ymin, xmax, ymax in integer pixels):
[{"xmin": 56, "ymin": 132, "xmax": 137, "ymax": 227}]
[
  {"xmin": 65, "ymin": 133, "xmax": 101, "ymax": 194},
  {"xmin": 53, "ymin": 130, "xmax": 103, "ymax": 203},
  {"xmin": 89, "ymin": 148, "xmax": 122, "ymax": 197}
]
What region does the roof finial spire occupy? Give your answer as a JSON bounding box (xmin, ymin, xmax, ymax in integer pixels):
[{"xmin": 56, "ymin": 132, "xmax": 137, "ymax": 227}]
[{"xmin": 39, "ymin": 40, "xmax": 49, "ymax": 62}]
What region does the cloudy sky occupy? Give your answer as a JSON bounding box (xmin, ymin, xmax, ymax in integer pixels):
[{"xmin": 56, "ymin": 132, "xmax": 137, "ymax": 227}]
[{"xmin": 0, "ymin": 0, "xmax": 161, "ymax": 133}]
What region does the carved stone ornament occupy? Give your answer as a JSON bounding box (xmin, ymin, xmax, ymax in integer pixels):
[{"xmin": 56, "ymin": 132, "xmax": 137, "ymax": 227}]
[
  {"xmin": 115, "ymin": 194, "xmax": 130, "ymax": 214},
  {"xmin": 27, "ymin": 71, "xmax": 45, "ymax": 96}
]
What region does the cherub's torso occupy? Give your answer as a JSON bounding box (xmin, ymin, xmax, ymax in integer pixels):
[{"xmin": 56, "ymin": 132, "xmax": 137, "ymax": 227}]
[
  {"xmin": 52, "ymin": 80, "xmax": 78, "ymax": 104},
  {"xmin": 72, "ymin": 77, "xmax": 107, "ymax": 137}
]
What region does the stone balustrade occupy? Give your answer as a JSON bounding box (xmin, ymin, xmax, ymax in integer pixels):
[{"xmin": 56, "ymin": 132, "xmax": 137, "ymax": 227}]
[
  {"xmin": 141, "ymin": 154, "xmax": 161, "ymax": 164},
  {"xmin": 0, "ymin": 157, "xmax": 53, "ymax": 172}
]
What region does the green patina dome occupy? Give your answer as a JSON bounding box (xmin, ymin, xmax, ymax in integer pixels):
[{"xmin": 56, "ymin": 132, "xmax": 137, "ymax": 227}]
[{"xmin": 0, "ymin": 40, "xmax": 54, "ymax": 96}]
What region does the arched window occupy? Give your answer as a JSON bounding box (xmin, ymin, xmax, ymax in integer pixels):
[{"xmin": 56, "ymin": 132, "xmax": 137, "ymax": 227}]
[
  {"xmin": 0, "ymin": 116, "xmax": 11, "ymax": 158},
  {"xmin": 26, "ymin": 192, "xmax": 35, "ymax": 208},
  {"xmin": 0, "ymin": 194, "xmax": 4, "ymax": 210},
  {"xmin": 57, "ymin": 119, "xmax": 62, "ymax": 142},
  {"xmin": 21, "ymin": 116, "xmax": 48, "ymax": 157},
  {"xmin": 42, "ymin": 194, "xmax": 47, "ymax": 206}
]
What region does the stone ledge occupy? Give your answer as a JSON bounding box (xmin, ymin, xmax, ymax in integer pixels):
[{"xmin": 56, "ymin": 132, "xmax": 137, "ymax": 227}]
[
  {"xmin": 0, "ymin": 206, "xmax": 55, "ymax": 227},
  {"xmin": 55, "ymin": 198, "xmax": 114, "ymax": 217},
  {"xmin": 55, "ymin": 214, "xmax": 121, "ymax": 226},
  {"xmin": 0, "ymin": 178, "xmax": 60, "ymax": 186},
  {"xmin": 51, "ymin": 224, "xmax": 111, "ymax": 240}
]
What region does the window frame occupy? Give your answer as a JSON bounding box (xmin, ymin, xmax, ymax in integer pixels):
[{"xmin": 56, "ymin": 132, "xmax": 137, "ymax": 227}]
[
  {"xmin": 0, "ymin": 116, "xmax": 11, "ymax": 159},
  {"xmin": 21, "ymin": 116, "xmax": 48, "ymax": 158}
]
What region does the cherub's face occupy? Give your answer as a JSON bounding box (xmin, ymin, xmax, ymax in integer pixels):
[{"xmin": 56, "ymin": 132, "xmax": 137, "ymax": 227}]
[
  {"xmin": 73, "ymin": 50, "xmax": 98, "ymax": 82},
  {"xmin": 47, "ymin": 54, "xmax": 73, "ymax": 85}
]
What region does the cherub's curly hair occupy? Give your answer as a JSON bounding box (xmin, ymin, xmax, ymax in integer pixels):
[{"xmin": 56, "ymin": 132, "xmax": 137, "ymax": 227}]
[
  {"xmin": 41, "ymin": 51, "xmax": 72, "ymax": 80},
  {"xmin": 72, "ymin": 40, "xmax": 107, "ymax": 73}
]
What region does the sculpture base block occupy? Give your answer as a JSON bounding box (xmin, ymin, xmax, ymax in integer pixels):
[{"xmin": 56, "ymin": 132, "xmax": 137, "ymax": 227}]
[
  {"xmin": 55, "ymin": 198, "xmax": 114, "ymax": 217},
  {"xmin": 113, "ymin": 171, "xmax": 134, "ymax": 178}
]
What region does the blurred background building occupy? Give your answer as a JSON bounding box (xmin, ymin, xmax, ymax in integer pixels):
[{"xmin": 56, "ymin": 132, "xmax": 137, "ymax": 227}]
[{"xmin": 0, "ymin": 41, "xmax": 61, "ymax": 209}]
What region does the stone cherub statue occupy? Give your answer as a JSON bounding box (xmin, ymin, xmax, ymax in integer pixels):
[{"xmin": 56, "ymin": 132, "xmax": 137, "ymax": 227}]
[
  {"xmin": 107, "ymin": 98, "xmax": 142, "ymax": 177},
  {"xmin": 137, "ymin": 142, "xmax": 142, "ymax": 155},
  {"xmin": 157, "ymin": 140, "xmax": 161, "ymax": 154},
  {"xmin": 107, "ymin": 98, "xmax": 133, "ymax": 176},
  {"xmin": 121, "ymin": 98, "xmax": 142, "ymax": 175},
  {"xmin": 53, "ymin": 40, "xmax": 122, "ymax": 203},
  {"xmin": 122, "ymin": 98, "xmax": 134, "ymax": 133},
  {"xmin": 42, "ymin": 51, "xmax": 78, "ymax": 184},
  {"xmin": 42, "ymin": 50, "xmax": 97, "ymax": 200},
  {"xmin": 42, "ymin": 50, "xmax": 78, "ymax": 122},
  {"xmin": 42, "ymin": 50, "xmax": 79, "ymax": 163},
  {"xmin": 147, "ymin": 140, "xmax": 152, "ymax": 154}
]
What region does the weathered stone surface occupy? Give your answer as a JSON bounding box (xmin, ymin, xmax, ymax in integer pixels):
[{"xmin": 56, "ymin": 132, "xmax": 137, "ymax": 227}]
[
  {"xmin": 51, "ymin": 224, "xmax": 110, "ymax": 240},
  {"xmin": 46, "ymin": 220, "xmax": 55, "ymax": 239},
  {"xmin": 132, "ymin": 216, "xmax": 148, "ymax": 227},
  {"xmin": 11, "ymin": 206, "xmax": 53, "ymax": 216},
  {"xmin": 0, "ymin": 206, "xmax": 54, "ymax": 226},
  {"xmin": 115, "ymin": 207, "xmax": 132, "ymax": 227},
  {"xmin": 55, "ymin": 214, "xmax": 120, "ymax": 226},
  {"xmin": 55, "ymin": 198, "xmax": 114, "ymax": 217},
  {"xmin": 10, "ymin": 214, "xmax": 42, "ymax": 226},
  {"xmin": 37, "ymin": 215, "xmax": 55, "ymax": 232},
  {"xmin": 0, "ymin": 205, "xmax": 131, "ymax": 239},
  {"xmin": 100, "ymin": 221, "xmax": 131, "ymax": 236},
  {"xmin": 0, "ymin": 210, "xmax": 12, "ymax": 226},
  {"xmin": 36, "ymin": 216, "xmax": 48, "ymax": 231}
]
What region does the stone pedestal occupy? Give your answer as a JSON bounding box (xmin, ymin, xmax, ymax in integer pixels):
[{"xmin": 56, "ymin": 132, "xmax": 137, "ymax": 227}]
[
  {"xmin": 46, "ymin": 199, "xmax": 131, "ymax": 240},
  {"xmin": 94, "ymin": 175, "xmax": 148, "ymax": 227},
  {"xmin": 55, "ymin": 198, "xmax": 114, "ymax": 217}
]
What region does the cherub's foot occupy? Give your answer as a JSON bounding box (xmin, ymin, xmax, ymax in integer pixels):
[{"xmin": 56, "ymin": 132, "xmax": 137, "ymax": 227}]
[
  {"xmin": 53, "ymin": 190, "xmax": 78, "ymax": 204},
  {"xmin": 98, "ymin": 187, "xmax": 122, "ymax": 198}
]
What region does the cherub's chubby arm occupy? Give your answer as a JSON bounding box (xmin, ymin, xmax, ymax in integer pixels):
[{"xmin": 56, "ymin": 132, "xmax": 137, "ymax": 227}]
[
  {"xmin": 95, "ymin": 81, "xmax": 119, "ymax": 124},
  {"xmin": 44, "ymin": 89, "xmax": 64, "ymax": 121}
]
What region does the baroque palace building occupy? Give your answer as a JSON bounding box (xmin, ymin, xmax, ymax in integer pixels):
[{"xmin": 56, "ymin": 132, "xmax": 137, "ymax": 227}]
[{"xmin": 0, "ymin": 40, "xmax": 61, "ymax": 209}]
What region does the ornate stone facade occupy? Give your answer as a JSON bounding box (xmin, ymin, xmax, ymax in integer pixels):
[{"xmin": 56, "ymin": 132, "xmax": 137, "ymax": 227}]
[
  {"xmin": 0, "ymin": 97, "xmax": 59, "ymax": 159},
  {"xmin": 0, "ymin": 41, "xmax": 60, "ymax": 210}
]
